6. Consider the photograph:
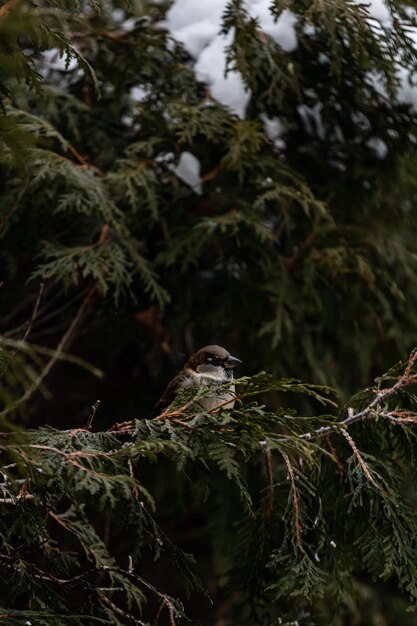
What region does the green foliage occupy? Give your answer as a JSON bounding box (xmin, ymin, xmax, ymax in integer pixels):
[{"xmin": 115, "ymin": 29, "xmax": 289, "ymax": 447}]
[
  {"xmin": 2, "ymin": 0, "xmax": 417, "ymax": 392},
  {"xmin": 3, "ymin": 0, "xmax": 417, "ymax": 624},
  {"xmin": 3, "ymin": 349, "xmax": 417, "ymax": 624}
]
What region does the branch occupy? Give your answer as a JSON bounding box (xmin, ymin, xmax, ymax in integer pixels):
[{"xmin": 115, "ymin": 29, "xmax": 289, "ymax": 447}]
[
  {"xmin": 101, "ymin": 595, "xmax": 146, "ymax": 626},
  {"xmin": 21, "ymin": 283, "xmax": 45, "ymax": 343},
  {"xmin": 0, "ymin": 0, "xmax": 17, "ymax": 18},
  {"xmin": 340, "ymin": 428, "xmax": 382, "ymax": 491},
  {"xmin": 282, "ymin": 453, "xmax": 304, "ymax": 552},
  {"xmin": 1, "ymin": 288, "xmax": 95, "ymax": 417},
  {"xmin": 154, "ymin": 402, "xmax": 192, "ymax": 420},
  {"xmin": 108, "ymin": 352, "xmax": 417, "ymax": 453},
  {"xmin": 86, "ymin": 399, "xmax": 100, "ymax": 430},
  {"xmin": 299, "ymin": 350, "xmax": 417, "ymax": 442}
]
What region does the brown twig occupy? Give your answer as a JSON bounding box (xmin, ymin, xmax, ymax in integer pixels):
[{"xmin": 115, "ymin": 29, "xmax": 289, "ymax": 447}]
[
  {"xmin": 154, "ymin": 402, "xmax": 192, "ymax": 420},
  {"xmin": 128, "ymin": 460, "xmax": 139, "ymax": 499},
  {"xmin": 166, "ymin": 598, "xmax": 177, "ymax": 626},
  {"xmin": 155, "ymin": 597, "xmax": 176, "ymax": 626},
  {"xmin": 171, "ymin": 418, "xmax": 194, "ymax": 428},
  {"xmin": 208, "ymin": 393, "xmax": 243, "ymax": 413},
  {"xmin": 82, "ymin": 223, "xmax": 110, "ymax": 252},
  {"xmin": 0, "ymin": 0, "xmax": 17, "ymax": 18},
  {"xmin": 340, "ymin": 427, "xmax": 382, "ymax": 492},
  {"xmin": 66, "ymin": 142, "xmax": 89, "ymax": 167},
  {"xmin": 326, "ymin": 435, "xmax": 344, "ymax": 479},
  {"xmin": 101, "ymin": 594, "xmax": 146, "ymax": 625},
  {"xmin": 100, "ymin": 31, "xmax": 135, "ymax": 45},
  {"xmin": 107, "ymin": 419, "xmax": 136, "ymax": 435},
  {"xmin": 0, "ymin": 553, "xmax": 93, "ymax": 585},
  {"xmin": 21, "ymin": 283, "xmax": 45, "ymax": 343},
  {"xmin": 0, "ymin": 288, "xmax": 95, "ymax": 417},
  {"xmin": 107, "ymin": 398, "xmax": 234, "ymax": 434},
  {"xmin": 282, "ymin": 453, "xmax": 304, "ymax": 551},
  {"xmin": 155, "ymin": 597, "xmax": 180, "ymax": 626},
  {"xmin": 86, "ymin": 399, "xmax": 100, "ymax": 430},
  {"xmin": 155, "ymin": 598, "xmax": 166, "ymax": 623}
]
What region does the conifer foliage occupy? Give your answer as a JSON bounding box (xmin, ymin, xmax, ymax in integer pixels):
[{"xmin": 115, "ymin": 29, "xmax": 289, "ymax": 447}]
[{"xmin": 2, "ymin": 1, "xmax": 417, "ymax": 624}]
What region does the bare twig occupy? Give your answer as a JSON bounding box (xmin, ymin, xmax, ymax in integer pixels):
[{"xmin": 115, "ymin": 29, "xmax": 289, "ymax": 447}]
[
  {"xmin": 155, "ymin": 598, "xmax": 165, "ymax": 623},
  {"xmin": 155, "ymin": 597, "xmax": 177, "ymax": 626},
  {"xmin": 1, "ymin": 288, "xmax": 95, "ymax": 417},
  {"xmin": 21, "ymin": 283, "xmax": 45, "ymax": 343},
  {"xmin": 0, "ymin": 0, "xmax": 17, "ymax": 19},
  {"xmin": 128, "ymin": 460, "xmax": 139, "ymax": 499},
  {"xmin": 326, "ymin": 435, "xmax": 344, "ymax": 479},
  {"xmin": 166, "ymin": 598, "xmax": 177, "ymax": 626},
  {"xmin": 27, "ymin": 288, "xmax": 88, "ymax": 336},
  {"xmin": 0, "ymin": 291, "xmax": 37, "ymax": 327},
  {"xmin": 107, "ymin": 419, "xmax": 136, "ymax": 435},
  {"xmin": 101, "ymin": 594, "xmax": 146, "ymax": 625},
  {"xmin": 340, "ymin": 428, "xmax": 382, "ymax": 491},
  {"xmin": 66, "ymin": 143, "xmax": 89, "ymax": 168},
  {"xmin": 171, "ymin": 417, "xmax": 194, "ymax": 428},
  {"xmin": 86, "ymin": 399, "xmax": 100, "ymax": 430},
  {"xmin": 282, "ymin": 453, "xmax": 303, "ymax": 551},
  {"xmin": 154, "ymin": 402, "xmax": 192, "ymax": 420},
  {"xmin": 208, "ymin": 393, "xmax": 243, "ymax": 413}
]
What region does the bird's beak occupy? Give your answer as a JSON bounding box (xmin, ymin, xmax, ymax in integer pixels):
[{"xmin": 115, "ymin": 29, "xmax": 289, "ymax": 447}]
[{"xmin": 224, "ymin": 355, "xmax": 242, "ymax": 368}]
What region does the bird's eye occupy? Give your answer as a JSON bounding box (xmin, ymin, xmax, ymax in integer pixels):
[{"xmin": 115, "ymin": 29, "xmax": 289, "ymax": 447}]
[{"xmin": 208, "ymin": 357, "xmax": 223, "ymax": 366}]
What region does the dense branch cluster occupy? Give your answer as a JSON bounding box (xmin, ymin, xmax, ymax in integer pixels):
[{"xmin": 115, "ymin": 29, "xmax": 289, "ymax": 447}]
[{"xmin": 1, "ymin": 347, "xmax": 417, "ymax": 623}]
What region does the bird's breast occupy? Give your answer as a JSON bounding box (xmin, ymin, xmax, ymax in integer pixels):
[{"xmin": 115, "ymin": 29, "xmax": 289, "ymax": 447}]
[{"xmin": 197, "ymin": 378, "xmax": 236, "ymax": 411}]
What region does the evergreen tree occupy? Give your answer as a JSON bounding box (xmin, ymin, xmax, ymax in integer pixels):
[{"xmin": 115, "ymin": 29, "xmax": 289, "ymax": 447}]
[{"xmin": 2, "ymin": 1, "xmax": 417, "ymax": 624}]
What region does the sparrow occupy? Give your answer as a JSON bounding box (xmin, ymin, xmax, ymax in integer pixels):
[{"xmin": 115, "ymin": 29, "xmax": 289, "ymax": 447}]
[{"xmin": 153, "ymin": 345, "xmax": 242, "ymax": 416}]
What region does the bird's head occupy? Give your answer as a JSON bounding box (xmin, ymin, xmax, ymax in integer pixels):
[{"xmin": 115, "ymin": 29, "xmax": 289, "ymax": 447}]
[{"xmin": 187, "ymin": 345, "xmax": 242, "ymax": 380}]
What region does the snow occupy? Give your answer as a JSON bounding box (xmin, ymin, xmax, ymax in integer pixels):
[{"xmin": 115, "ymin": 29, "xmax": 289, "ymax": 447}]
[
  {"xmin": 397, "ymin": 66, "xmax": 417, "ymax": 111},
  {"xmin": 130, "ymin": 86, "xmax": 147, "ymax": 102},
  {"xmin": 194, "ymin": 31, "xmax": 250, "ymax": 118},
  {"xmin": 364, "ymin": 0, "xmax": 391, "ymax": 25},
  {"xmin": 166, "ymin": 0, "xmax": 226, "ymax": 31},
  {"xmin": 367, "ymin": 137, "xmax": 388, "ymax": 158},
  {"xmin": 166, "ymin": 0, "xmax": 225, "ymax": 57},
  {"xmin": 40, "ymin": 48, "xmax": 78, "ymax": 73},
  {"xmin": 167, "ymin": 19, "xmax": 222, "ymax": 58},
  {"xmin": 247, "ymin": 6, "xmax": 297, "ymax": 52},
  {"xmin": 172, "ymin": 151, "xmax": 203, "ymax": 194},
  {"xmin": 261, "ymin": 115, "xmax": 285, "ymax": 148},
  {"xmin": 297, "ymin": 103, "xmax": 325, "ymax": 140},
  {"xmin": 164, "ymin": 0, "xmax": 417, "ymax": 118},
  {"xmin": 165, "ymin": 0, "xmax": 297, "ymax": 117}
]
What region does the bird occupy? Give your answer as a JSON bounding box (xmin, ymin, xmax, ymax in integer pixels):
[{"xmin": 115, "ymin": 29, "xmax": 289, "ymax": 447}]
[{"xmin": 153, "ymin": 345, "xmax": 242, "ymax": 416}]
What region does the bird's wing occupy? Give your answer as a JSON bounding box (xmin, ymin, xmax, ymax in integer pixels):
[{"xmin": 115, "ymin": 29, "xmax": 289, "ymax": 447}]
[{"xmin": 152, "ymin": 369, "xmax": 194, "ymax": 417}]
